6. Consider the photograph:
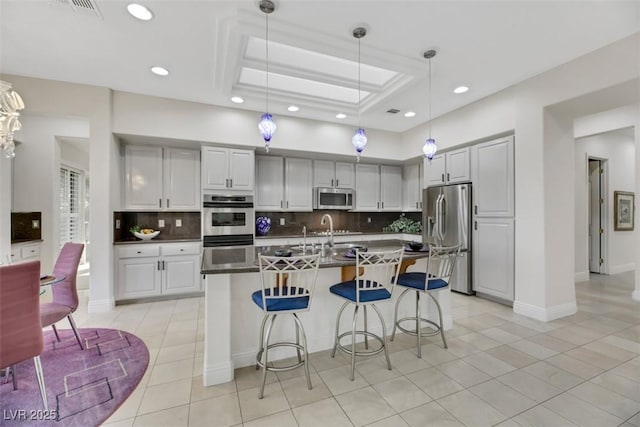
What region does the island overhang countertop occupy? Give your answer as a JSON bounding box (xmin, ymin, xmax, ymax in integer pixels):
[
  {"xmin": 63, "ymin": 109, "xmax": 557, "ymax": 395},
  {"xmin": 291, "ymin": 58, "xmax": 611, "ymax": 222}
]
[{"xmin": 201, "ymin": 239, "xmax": 430, "ymax": 274}]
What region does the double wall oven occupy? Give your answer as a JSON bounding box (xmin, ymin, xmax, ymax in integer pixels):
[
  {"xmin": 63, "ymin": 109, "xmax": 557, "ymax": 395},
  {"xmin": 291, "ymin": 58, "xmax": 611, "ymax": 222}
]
[{"xmin": 202, "ymin": 194, "xmax": 254, "ymax": 269}]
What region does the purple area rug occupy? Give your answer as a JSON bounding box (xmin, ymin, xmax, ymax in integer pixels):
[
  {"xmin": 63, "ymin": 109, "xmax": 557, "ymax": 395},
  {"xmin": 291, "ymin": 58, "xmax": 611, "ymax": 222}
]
[{"xmin": 1, "ymin": 328, "xmax": 149, "ymax": 426}]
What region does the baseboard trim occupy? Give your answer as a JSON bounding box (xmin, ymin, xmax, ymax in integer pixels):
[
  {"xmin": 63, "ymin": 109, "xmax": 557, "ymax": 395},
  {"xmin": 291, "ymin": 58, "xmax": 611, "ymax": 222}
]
[
  {"xmin": 632, "ymin": 289, "xmax": 640, "ymax": 302},
  {"xmin": 609, "ymin": 263, "xmax": 636, "ymax": 275},
  {"xmin": 233, "ymin": 350, "xmax": 258, "ymax": 369},
  {"xmin": 513, "ymin": 300, "xmax": 577, "ymax": 322},
  {"xmin": 203, "ymin": 361, "xmax": 235, "ymax": 386},
  {"xmin": 87, "ymin": 297, "xmax": 115, "ymax": 313},
  {"xmin": 575, "ymin": 271, "xmax": 590, "ymax": 282}
]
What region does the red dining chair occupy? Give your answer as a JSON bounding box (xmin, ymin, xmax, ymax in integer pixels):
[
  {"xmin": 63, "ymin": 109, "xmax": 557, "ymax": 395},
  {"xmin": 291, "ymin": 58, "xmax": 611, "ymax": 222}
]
[
  {"xmin": 0, "ymin": 260, "xmax": 48, "ymax": 410},
  {"xmin": 40, "ymin": 242, "xmax": 85, "ymax": 349}
]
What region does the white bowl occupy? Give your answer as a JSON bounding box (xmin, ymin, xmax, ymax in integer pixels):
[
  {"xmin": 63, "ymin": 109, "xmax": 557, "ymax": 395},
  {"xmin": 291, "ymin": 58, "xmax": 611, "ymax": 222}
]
[{"xmin": 133, "ymin": 230, "xmax": 160, "ymax": 240}]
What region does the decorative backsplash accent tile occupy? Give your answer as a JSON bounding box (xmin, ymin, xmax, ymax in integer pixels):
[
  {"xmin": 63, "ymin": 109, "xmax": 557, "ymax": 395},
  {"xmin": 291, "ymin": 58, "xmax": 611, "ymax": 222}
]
[
  {"xmin": 11, "ymin": 212, "xmax": 42, "ymax": 242},
  {"xmin": 114, "ymin": 211, "xmax": 201, "ymax": 242}
]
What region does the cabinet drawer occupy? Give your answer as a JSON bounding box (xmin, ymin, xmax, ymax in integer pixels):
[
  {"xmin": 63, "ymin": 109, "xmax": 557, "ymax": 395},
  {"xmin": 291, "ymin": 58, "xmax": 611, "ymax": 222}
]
[
  {"xmin": 118, "ymin": 245, "xmax": 161, "ymax": 258},
  {"xmin": 10, "ymin": 247, "xmax": 20, "ymax": 262},
  {"xmin": 162, "ymin": 243, "xmax": 201, "ymax": 256},
  {"xmin": 21, "ymin": 244, "xmax": 40, "ymax": 260}
]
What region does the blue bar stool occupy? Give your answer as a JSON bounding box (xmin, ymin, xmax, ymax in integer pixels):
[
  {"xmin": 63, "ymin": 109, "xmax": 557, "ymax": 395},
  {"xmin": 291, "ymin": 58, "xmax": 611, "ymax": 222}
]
[
  {"xmin": 329, "ymin": 248, "xmax": 403, "ymax": 380},
  {"xmin": 253, "ymin": 253, "xmax": 320, "ymax": 399},
  {"xmin": 391, "ymin": 245, "xmax": 460, "ymax": 358}
]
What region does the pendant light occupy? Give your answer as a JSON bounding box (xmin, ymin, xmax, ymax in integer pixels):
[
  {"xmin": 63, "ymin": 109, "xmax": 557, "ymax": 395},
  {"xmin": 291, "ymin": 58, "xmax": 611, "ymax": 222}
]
[
  {"xmin": 422, "ymin": 49, "xmax": 437, "ymax": 160},
  {"xmin": 258, "ymin": 0, "xmax": 276, "ymax": 152},
  {"xmin": 352, "ymin": 27, "xmax": 367, "ymax": 162}
]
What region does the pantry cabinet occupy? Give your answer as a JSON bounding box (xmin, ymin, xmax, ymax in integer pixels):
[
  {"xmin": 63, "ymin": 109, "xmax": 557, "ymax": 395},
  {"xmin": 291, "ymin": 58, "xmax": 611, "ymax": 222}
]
[
  {"xmin": 116, "ymin": 242, "xmax": 201, "ymax": 300},
  {"xmin": 201, "ymin": 146, "xmax": 254, "ymax": 191},
  {"xmin": 124, "ymin": 145, "xmax": 200, "ymax": 210}
]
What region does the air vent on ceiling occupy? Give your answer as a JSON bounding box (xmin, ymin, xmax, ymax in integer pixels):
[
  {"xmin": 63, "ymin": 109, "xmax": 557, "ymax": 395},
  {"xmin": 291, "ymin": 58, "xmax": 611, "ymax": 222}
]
[
  {"xmin": 51, "ymin": 0, "xmax": 103, "ymax": 19},
  {"xmin": 386, "ymin": 108, "xmax": 400, "ymax": 114}
]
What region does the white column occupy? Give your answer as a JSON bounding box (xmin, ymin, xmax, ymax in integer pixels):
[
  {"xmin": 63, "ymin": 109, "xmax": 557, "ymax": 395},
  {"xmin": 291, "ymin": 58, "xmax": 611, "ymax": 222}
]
[
  {"xmin": 0, "ymin": 155, "xmax": 12, "ymax": 264},
  {"xmin": 633, "ymin": 110, "xmax": 640, "ymax": 302},
  {"xmin": 203, "ymin": 274, "xmax": 234, "ymax": 386}
]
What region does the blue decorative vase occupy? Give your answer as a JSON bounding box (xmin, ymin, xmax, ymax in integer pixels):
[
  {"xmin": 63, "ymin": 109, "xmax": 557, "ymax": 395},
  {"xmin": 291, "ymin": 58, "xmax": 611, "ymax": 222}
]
[{"xmin": 256, "ymin": 216, "xmax": 271, "ymax": 236}]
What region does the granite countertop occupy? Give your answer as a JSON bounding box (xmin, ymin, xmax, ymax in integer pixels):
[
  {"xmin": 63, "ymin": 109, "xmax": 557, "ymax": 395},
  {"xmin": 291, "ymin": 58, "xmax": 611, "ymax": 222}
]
[
  {"xmin": 114, "ymin": 238, "xmax": 201, "ymax": 245},
  {"xmin": 255, "ymin": 231, "xmax": 421, "ymax": 239},
  {"xmin": 201, "ymin": 239, "xmax": 429, "ymax": 274}
]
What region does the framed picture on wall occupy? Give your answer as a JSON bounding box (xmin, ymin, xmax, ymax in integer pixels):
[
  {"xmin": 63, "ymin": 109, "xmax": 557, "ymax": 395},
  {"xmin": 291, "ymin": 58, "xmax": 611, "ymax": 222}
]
[{"xmin": 614, "ymin": 191, "xmax": 635, "ymax": 231}]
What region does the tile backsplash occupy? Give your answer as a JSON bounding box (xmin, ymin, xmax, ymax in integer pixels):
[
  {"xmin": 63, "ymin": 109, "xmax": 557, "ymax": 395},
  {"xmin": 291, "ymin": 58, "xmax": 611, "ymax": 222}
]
[
  {"xmin": 114, "ymin": 211, "xmax": 201, "ymax": 242},
  {"xmin": 255, "ymin": 210, "xmax": 421, "ymax": 236},
  {"xmin": 11, "ymin": 212, "xmax": 42, "ymax": 242}
]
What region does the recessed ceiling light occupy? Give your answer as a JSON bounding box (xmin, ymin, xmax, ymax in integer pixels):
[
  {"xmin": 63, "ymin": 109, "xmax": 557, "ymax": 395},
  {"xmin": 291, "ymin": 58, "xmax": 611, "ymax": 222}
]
[
  {"xmin": 454, "ymin": 86, "xmax": 469, "ymax": 94},
  {"xmin": 336, "ymin": 113, "xmax": 346, "ymax": 119},
  {"xmin": 404, "ymin": 111, "xmax": 416, "ymax": 117},
  {"xmin": 287, "ymin": 105, "xmax": 299, "ymax": 112},
  {"xmin": 127, "ymin": 3, "xmax": 153, "ymax": 21},
  {"xmin": 231, "ymin": 96, "xmax": 244, "ymax": 104},
  {"xmin": 150, "ymin": 66, "xmax": 169, "ymax": 76}
]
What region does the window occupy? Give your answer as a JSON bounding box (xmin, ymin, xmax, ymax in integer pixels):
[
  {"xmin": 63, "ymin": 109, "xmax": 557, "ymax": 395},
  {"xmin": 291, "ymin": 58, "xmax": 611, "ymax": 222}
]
[{"xmin": 59, "ymin": 166, "xmax": 84, "ymax": 248}]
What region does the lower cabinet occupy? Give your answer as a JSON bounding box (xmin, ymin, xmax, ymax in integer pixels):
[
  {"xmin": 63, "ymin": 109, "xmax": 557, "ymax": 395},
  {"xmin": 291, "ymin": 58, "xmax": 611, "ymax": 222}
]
[
  {"xmin": 472, "ymin": 218, "xmax": 514, "ymax": 301},
  {"xmin": 10, "ymin": 241, "xmax": 42, "ymax": 265},
  {"xmin": 116, "ymin": 242, "xmax": 201, "ymax": 300}
]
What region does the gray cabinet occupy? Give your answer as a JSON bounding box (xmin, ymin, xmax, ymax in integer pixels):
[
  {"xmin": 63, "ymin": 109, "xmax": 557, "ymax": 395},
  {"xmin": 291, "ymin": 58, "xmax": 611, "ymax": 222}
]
[
  {"xmin": 313, "ymin": 160, "xmax": 355, "ymax": 189},
  {"xmin": 256, "ymin": 156, "xmax": 313, "ymax": 211},
  {"xmin": 201, "ymin": 146, "xmax": 254, "ymax": 191},
  {"xmin": 116, "ymin": 242, "xmax": 201, "ymax": 300},
  {"xmin": 471, "ymin": 135, "xmax": 515, "ymax": 302},
  {"xmin": 402, "ymin": 162, "xmax": 423, "ymax": 211},
  {"xmin": 124, "ymin": 145, "xmax": 200, "ymax": 210},
  {"xmin": 355, "ymin": 164, "xmax": 401, "ymax": 211},
  {"xmin": 424, "ymin": 147, "xmax": 470, "ymax": 187}
]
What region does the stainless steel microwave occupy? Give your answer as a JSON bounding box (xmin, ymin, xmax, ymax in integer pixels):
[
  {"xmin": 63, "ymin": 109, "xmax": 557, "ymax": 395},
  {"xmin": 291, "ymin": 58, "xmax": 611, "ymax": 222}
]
[{"xmin": 313, "ymin": 187, "xmax": 355, "ymax": 210}]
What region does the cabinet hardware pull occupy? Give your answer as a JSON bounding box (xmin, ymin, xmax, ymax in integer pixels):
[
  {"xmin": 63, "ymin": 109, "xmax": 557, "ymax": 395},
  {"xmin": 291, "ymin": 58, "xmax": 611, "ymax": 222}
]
[
  {"xmin": 162, "ymin": 261, "xmax": 166, "ymax": 270},
  {"xmin": 441, "ymin": 173, "xmax": 444, "ymax": 182},
  {"xmin": 167, "ymin": 199, "xmax": 170, "ymax": 208},
  {"xmin": 159, "ymin": 198, "xmax": 162, "ymax": 208},
  {"xmin": 416, "ymin": 202, "xmax": 418, "ymax": 209},
  {"xmin": 382, "ymin": 202, "xmax": 384, "ymax": 209},
  {"xmin": 474, "ymin": 205, "xmax": 478, "ymax": 215},
  {"xmin": 280, "ymin": 200, "xmax": 283, "ymax": 209},
  {"xmin": 180, "ymin": 248, "xmax": 184, "ymax": 251},
  {"xmin": 447, "ymin": 173, "xmax": 450, "ymax": 181},
  {"xmin": 137, "ymin": 251, "xmax": 141, "ymax": 254},
  {"xmin": 377, "ymin": 202, "xmax": 379, "ymax": 209},
  {"xmin": 331, "ymin": 179, "xmax": 334, "ymax": 187},
  {"xmin": 230, "ymin": 179, "xmax": 233, "ymax": 188},
  {"xmin": 336, "ymin": 179, "xmax": 339, "ymax": 187},
  {"xmin": 286, "ymin": 201, "xmax": 289, "ymax": 208},
  {"xmin": 157, "ymin": 260, "xmax": 161, "ymax": 270},
  {"xmin": 474, "ymin": 221, "xmax": 477, "ymax": 230}
]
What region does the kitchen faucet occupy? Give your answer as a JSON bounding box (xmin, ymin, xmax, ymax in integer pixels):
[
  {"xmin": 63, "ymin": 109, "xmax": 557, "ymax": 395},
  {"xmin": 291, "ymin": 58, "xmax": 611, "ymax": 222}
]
[
  {"xmin": 302, "ymin": 225, "xmax": 307, "ymax": 253},
  {"xmin": 320, "ymin": 214, "xmax": 334, "ymax": 247}
]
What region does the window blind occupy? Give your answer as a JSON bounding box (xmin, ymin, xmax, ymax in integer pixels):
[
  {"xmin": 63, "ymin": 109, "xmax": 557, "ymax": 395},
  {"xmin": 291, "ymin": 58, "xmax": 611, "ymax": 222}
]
[{"xmin": 59, "ymin": 166, "xmax": 83, "ymax": 247}]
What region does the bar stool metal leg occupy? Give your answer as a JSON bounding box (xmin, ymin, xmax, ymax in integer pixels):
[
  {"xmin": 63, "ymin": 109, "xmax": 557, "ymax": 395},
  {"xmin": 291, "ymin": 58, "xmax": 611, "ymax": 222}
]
[
  {"xmin": 390, "ymin": 288, "xmax": 411, "ymax": 341},
  {"xmin": 258, "ymin": 314, "xmax": 277, "ymax": 399},
  {"xmin": 429, "ymin": 292, "xmax": 448, "ymax": 348},
  {"xmin": 292, "ymin": 313, "xmax": 312, "ymax": 390},
  {"xmin": 332, "ymin": 302, "xmax": 349, "ymax": 358},
  {"xmin": 350, "ymin": 305, "xmax": 359, "ymax": 381},
  {"xmin": 416, "ymin": 291, "xmax": 422, "ymax": 358},
  {"xmin": 371, "ymin": 304, "xmax": 392, "ymax": 370},
  {"xmin": 256, "ymin": 314, "xmax": 269, "ymax": 370},
  {"xmin": 363, "ymin": 306, "xmax": 369, "ymax": 350}
]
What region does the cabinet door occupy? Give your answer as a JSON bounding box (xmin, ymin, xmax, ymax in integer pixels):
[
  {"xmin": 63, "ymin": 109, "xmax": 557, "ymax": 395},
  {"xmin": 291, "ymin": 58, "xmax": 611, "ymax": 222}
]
[
  {"xmin": 472, "ymin": 217, "xmax": 514, "ymax": 301},
  {"xmin": 201, "ymin": 147, "xmax": 230, "ymax": 190},
  {"xmin": 355, "ymin": 164, "xmax": 380, "ymax": 211},
  {"xmin": 380, "ymin": 165, "xmax": 402, "ymax": 211},
  {"xmin": 335, "ymin": 162, "xmax": 355, "ymax": 188},
  {"xmin": 446, "ymin": 147, "xmax": 470, "ymax": 183},
  {"xmin": 313, "ymin": 160, "xmax": 335, "ymax": 188},
  {"xmin": 424, "ymin": 155, "xmax": 446, "ymax": 187},
  {"xmin": 117, "ymin": 257, "xmax": 161, "ymax": 299},
  {"xmin": 164, "ymin": 148, "xmax": 200, "ymax": 210},
  {"xmin": 162, "ymin": 255, "xmax": 200, "ymax": 295},
  {"xmin": 285, "ymin": 158, "xmax": 313, "ymax": 211},
  {"xmin": 229, "ymin": 149, "xmax": 254, "ymax": 191},
  {"xmin": 124, "ymin": 145, "xmax": 164, "ymax": 209},
  {"xmin": 471, "ymin": 136, "xmax": 514, "ymax": 217},
  {"xmin": 255, "ymin": 156, "xmax": 284, "ymax": 210},
  {"xmin": 402, "ymin": 163, "xmax": 421, "ymax": 211}
]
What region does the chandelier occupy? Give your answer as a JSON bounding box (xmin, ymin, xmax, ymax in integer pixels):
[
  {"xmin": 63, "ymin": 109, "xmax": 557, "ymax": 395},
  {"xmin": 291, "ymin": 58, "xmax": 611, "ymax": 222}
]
[
  {"xmin": 352, "ymin": 27, "xmax": 367, "ymax": 162},
  {"xmin": 422, "ymin": 50, "xmax": 437, "ymax": 160},
  {"xmin": 0, "ymin": 80, "xmax": 25, "ymax": 159},
  {"xmin": 258, "ymin": 0, "xmax": 276, "ymax": 152}
]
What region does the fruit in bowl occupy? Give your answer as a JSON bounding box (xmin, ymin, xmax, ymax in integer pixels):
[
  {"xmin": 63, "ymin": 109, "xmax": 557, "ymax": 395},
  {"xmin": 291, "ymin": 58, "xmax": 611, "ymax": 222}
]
[{"xmin": 130, "ymin": 226, "xmax": 160, "ymax": 241}]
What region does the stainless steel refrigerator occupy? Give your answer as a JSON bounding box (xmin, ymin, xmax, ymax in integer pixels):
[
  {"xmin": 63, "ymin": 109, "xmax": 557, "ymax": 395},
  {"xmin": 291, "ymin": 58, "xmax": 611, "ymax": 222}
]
[{"xmin": 422, "ymin": 183, "xmax": 473, "ymax": 294}]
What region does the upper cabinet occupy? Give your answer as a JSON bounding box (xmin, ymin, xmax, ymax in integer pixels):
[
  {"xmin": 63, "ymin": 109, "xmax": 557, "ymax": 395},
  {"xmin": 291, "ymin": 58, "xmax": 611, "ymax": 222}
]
[
  {"xmin": 402, "ymin": 162, "xmax": 423, "ymax": 211},
  {"xmin": 255, "ymin": 155, "xmax": 313, "ymax": 211},
  {"xmin": 471, "ymin": 136, "xmax": 515, "ymax": 217},
  {"xmin": 313, "ymin": 160, "xmax": 355, "ymax": 189},
  {"xmin": 424, "ymin": 147, "xmax": 470, "ymax": 187},
  {"xmin": 124, "ymin": 145, "xmax": 200, "ymax": 210},
  {"xmin": 201, "ymin": 146, "xmax": 254, "ymax": 191},
  {"xmin": 355, "ymin": 164, "xmax": 402, "ymax": 211}
]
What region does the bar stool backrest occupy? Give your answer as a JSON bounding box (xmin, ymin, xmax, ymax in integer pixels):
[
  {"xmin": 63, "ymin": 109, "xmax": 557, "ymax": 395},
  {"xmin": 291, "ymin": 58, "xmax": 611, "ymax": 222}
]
[
  {"xmin": 258, "ymin": 253, "xmax": 321, "ymax": 313},
  {"xmin": 355, "ymin": 248, "xmax": 404, "ymax": 304},
  {"xmin": 425, "ymin": 245, "xmax": 461, "ymax": 290}
]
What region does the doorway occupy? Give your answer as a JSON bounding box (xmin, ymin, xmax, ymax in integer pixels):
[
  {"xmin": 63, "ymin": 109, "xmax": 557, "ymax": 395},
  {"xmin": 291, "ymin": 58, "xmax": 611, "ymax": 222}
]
[{"xmin": 588, "ymin": 158, "xmax": 605, "ymax": 274}]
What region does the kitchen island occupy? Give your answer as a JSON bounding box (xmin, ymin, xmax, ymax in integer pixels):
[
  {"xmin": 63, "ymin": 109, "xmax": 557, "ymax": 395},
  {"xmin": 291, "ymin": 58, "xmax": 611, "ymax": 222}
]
[{"xmin": 200, "ymin": 239, "xmax": 453, "ymax": 386}]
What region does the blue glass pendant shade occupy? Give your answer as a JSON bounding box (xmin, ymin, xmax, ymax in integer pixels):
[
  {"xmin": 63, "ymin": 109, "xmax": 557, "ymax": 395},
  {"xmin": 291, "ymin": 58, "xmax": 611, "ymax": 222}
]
[
  {"xmin": 423, "ymin": 138, "xmax": 437, "ymax": 160},
  {"xmin": 258, "ymin": 113, "xmax": 276, "ymax": 152},
  {"xmin": 352, "ymin": 128, "xmax": 367, "ymax": 161}
]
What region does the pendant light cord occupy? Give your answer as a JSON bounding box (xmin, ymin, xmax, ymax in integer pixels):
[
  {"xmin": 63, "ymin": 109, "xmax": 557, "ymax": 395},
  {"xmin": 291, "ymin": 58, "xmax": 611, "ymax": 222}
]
[
  {"xmin": 265, "ymin": 13, "xmax": 270, "ymax": 114},
  {"xmin": 357, "ymin": 36, "xmax": 361, "ymax": 128},
  {"xmin": 428, "ymin": 56, "xmax": 432, "ymax": 139}
]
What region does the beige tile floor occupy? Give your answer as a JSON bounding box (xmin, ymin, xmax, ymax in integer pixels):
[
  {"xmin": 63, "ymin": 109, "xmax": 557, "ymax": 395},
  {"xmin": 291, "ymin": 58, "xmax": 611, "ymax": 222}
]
[{"xmin": 69, "ymin": 272, "xmax": 639, "ymax": 426}]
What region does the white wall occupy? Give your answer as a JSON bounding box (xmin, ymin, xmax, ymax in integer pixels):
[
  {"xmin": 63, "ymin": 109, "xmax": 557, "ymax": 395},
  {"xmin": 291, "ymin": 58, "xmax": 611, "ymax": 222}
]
[
  {"xmin": 574, "ymin": 129, "xmax": 636, "ymax": 278},
  {"xmin": 12, "ymin": 114, "xmax": 89, "ymax": 272},
  {"xmin": 60, "ymin": 140, "xmax": 90, "ymax": 172}
]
